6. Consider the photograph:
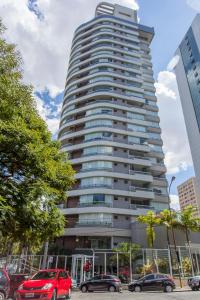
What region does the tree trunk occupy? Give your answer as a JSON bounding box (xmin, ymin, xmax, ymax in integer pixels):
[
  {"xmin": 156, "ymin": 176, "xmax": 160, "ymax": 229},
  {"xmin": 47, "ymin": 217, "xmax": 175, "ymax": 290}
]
[{"xmin": 185, "ymin": 228, "xmax": 195, "ymax": 276}]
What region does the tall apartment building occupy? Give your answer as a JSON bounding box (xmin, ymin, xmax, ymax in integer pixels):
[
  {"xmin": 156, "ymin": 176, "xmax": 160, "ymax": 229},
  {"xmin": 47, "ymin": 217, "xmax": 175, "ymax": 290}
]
[
  {"xmin": 57, "ymin": 2, "xmax": 168, "ymax": 251},
  {"xmin": 177, "ymin": 177, "xmax": 200, "ymax": 216},
  {"xmin": 174, "ymin": 14, "xmax": 200, "ymax": 213}
]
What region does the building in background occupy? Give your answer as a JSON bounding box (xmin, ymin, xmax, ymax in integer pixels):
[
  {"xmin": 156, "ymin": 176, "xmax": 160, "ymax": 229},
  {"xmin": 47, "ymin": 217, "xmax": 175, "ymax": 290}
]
[
  {"xmin": 174, "ymin": 14, "xmax": 200, "ymax": 214},
  {"xmin": 57, "ymin": 2, "xmax": 169, "ymax": 251},
  {"xmin": 177, "ymin": 177, "xmax": 200, "ymax": 216}
]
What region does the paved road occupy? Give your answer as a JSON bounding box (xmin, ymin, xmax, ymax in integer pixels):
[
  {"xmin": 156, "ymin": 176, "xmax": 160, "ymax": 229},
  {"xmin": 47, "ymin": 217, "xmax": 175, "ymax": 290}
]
[{"xmin": 72, "ymin": 290, "xmax": 200, "ymax": 300}]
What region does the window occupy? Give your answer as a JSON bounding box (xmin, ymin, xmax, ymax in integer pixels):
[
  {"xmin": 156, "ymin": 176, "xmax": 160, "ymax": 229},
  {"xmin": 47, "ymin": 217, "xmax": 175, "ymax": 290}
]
[
  {"xmin": 144, "ymin": 274, "xmax": 155, "ymax": 281},
  {"xmin": 114, "ymin": 197, "xmax": 118, "ymax": 201},
  {"xmin": 127, "ymin": 112, "xmax": 144, "ymax": 120},
  {"xmin": 82, "ymin": 161, "xmax": 112, "ymax": 170},
  {"xmin": 83, "ymin": 146, "xmax": 112, "ymax": 155},
  {"xmin": 81, "ymin": 177, "xmax": 112, "ymax": 187},
  {"xmin": 59, "ymin": 271, "xmax": 67, "ymax": 279},
  {"xmin": 85, "ymin": 119, "xmax": 112, "ymax": 128},
  {"xmin": 128, "ymin": 123, "xmax": 146, "ymax": 132},
  {"xmin": 114, "ymin": 216, "xmax": 118, "ymax": 219}
]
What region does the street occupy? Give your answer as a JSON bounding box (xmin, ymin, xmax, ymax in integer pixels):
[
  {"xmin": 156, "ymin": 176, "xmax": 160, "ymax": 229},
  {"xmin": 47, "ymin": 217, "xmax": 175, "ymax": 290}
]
[{"xmin": 72, "ymin": 290, "xmax": 200, "ymax": 300}]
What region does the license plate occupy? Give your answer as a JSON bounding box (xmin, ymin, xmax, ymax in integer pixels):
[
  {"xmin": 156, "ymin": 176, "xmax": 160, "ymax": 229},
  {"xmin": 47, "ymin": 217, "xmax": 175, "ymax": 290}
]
[{"xmin": 25, "ymin": 293, "xmax": 34, "ymax": 298}]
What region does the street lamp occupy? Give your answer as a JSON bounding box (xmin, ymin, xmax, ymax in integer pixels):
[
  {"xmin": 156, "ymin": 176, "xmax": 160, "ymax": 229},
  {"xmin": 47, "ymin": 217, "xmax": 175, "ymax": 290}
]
[{"xmin": 168, "ymin": 176, "xmax": 182, "ymax": 288}]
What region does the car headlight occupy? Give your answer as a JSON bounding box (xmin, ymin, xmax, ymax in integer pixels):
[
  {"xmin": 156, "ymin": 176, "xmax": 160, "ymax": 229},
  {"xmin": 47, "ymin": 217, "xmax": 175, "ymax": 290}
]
[
  {"xmin": 41, "ymin": 283, "xmax": 53, "ymax": 290},
  {"xmin": 18, "ymin": 285, "xmax": 24, "ymax": 290}
]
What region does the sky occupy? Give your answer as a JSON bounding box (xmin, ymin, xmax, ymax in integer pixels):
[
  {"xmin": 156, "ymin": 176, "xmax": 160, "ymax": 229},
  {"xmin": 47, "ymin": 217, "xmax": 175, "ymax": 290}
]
[{"xmin": 0, "ymin": 0, "xmax": 200, "ymax": 210}]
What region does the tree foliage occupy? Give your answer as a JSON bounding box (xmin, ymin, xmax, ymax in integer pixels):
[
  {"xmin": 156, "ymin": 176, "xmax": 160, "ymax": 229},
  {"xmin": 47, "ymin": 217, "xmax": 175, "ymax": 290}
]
[
  {"xmin": 137, "ymin": 211, "xmax": 160, "ymax": 248},
  {"xmin": 112, "ymin": 242, "xmax": 141, "ymax": 265},
  {"xmin": 0, "ymin": 21, "xmax": 75, "ymax": 253}
]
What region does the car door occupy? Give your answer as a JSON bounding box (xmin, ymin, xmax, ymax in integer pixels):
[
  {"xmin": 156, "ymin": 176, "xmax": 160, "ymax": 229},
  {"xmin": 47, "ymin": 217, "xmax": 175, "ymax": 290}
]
[
  {"xmin": 57, "ymin": 271, "xmax": 66, "ymax": 296},
  {"xmin": 88, "ymin": 276, "xmax": 102, "ymax": 291},
  {"xmin": 155, "ymin": 274, "xmax": 165, "ymax": 291},
  {"xmin": 142, "ymin": 274, "xmax": 156, "ymax": 291}
]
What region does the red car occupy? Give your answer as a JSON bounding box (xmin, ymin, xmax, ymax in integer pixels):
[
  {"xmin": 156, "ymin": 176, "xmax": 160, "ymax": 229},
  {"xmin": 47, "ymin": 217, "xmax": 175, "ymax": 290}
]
[{"xmin": 17, "ymin": 269, "xmax": 72, "ymax": 300}]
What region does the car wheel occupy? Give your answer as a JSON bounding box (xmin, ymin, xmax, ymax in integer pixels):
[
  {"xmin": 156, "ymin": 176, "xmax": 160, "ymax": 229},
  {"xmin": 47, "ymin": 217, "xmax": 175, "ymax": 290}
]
[
  {"xmin": 108, "ymin": 285, "xmax": 116, "ymax": 292},
  {"xmin": 81, "ymin": 285, "xmax": 88, "ymax": 293},
  {"xmin": 164, "ymin": 285, "xmax": 173, "ymax": 293},
  {"xmin": 0, "ymin": 292, "xmax": 5, "ymax": 300},
  {"xmin": 134, "ymin": 286, "xmax": 142, "ymax": 292}
]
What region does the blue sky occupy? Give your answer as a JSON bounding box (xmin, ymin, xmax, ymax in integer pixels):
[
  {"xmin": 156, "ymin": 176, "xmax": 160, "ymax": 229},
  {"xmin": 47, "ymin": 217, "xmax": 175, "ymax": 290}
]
[{"xmin": 1, "ymin": 0, "xmax": 200, "ymax": 208}]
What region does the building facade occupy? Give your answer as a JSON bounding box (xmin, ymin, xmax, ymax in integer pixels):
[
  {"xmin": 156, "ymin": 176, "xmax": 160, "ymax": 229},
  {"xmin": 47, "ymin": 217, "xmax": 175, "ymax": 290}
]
[
  {"xmin": 177, "ymin": 177, "xmax": 200, "ymax": 216},
  {"xmin": 174, "ymin": 14, "xmax": 200, "ymax": 213},
  {"xmin": 57, "ymin": 2, "xmax": 168, "ymax": 251}
]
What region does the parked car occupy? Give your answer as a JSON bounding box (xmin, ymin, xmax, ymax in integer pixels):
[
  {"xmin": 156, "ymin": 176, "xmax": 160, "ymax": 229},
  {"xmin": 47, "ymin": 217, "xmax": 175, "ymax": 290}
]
[
  {"xmin": 16, "ymin": 269, "xmax": 72, "ymax": 300},
  {"xmin": 80, "ymin": 274, "xmax": 121, "ymax": 293},
  {"xmin": 128, "ymin": 273, "xmax": 175, "ymax": 293},
  {"xmin": 0, "ymin": 269, "xmax": 10, "ymax": 300},
  {"xmin": 188, "ymin": 275, "xmax": 200, "ymax": 291},
  {"xmin": 9, "ymin": 274, "xmax": 29, "ymax": 299}
]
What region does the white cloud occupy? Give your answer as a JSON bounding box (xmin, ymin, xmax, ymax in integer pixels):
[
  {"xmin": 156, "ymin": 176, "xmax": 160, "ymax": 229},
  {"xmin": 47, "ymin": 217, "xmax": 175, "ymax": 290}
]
[
  {"xmin": 170, "ymin": 194, "xmax": 180, "ymax": 211},
  {"xmin": 155, "ymin": 71, "xmax": 193, "ymax": 174},
  {"xmin": 186, "ymin": 0, "xmax": 200, "ymax": 11},
  {"xmin": 34, "ymin": 95, "xmax": 60, "ymax": 136},
  {"xmin": 0, "ymin": 0, "xmax": 139, "ymax": 96}
]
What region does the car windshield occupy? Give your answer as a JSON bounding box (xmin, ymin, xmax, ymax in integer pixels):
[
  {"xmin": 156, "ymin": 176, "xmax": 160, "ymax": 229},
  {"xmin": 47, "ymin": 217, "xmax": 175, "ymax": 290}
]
[{"xmin": 31, "ymin": 271, "xmax": 57, "ymax": 280}]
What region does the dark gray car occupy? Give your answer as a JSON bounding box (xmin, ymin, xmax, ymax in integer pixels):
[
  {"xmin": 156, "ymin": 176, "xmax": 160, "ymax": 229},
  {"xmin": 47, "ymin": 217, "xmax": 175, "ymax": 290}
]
[
  {"xmin": 80, "ymin": 275, "xmax": 121, "ymax": 292},
  {"xmin": 128, "ymin": 273, "xmax": 176, "ymax": 293}
]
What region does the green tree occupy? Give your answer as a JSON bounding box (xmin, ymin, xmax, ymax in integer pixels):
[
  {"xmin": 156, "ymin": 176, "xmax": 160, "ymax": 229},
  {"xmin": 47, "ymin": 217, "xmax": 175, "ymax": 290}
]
[
  {"xmin": 137, "ymin": 211, "xmax": 160, "ymax": 248},
  {"xmin": 159, "ymin": 209, "xmax": 177, "ymax": 248},
  {"xmin": 0, "ymin": 21, "xmax": 75, "ymax": 253},
  {"xmin": 175, "ymin": 205, "xmax": 200, "ymax": 246},
  {"xmin": 112, "ymin": 242, "xmax": 141, "ymax": 265},
  {"xmin": 174, "ymin": 205, "xmax": 200, "ymax": 274}
]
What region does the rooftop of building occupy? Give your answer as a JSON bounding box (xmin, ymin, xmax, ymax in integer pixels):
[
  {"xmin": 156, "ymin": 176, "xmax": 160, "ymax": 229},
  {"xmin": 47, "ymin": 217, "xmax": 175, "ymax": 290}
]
[
  {"xmin": 177, "ymin": 176, "xmax": 196, "ymax": 190},
  {"xmin": 74, "ymin": 2, "xmax": 154, "ymax": 43}
]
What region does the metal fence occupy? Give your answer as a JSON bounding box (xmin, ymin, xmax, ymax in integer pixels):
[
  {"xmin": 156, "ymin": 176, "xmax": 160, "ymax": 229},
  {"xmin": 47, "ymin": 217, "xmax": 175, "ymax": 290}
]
[{"xmin": 1, "ymin": 246, "xmax": 200, "ymax": 284}]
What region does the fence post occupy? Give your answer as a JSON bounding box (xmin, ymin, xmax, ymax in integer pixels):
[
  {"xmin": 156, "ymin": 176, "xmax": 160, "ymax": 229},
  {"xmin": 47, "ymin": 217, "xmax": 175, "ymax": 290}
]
[
  {"xmin": 104, "ymin": 253, "xmax": 107, "ymax": 275},
  {"xmin": 168, "ymin": 248, "xmax": 173, "ymax": 277},
  {"xmin": 117, "ymin": 252, "xmax": 119, "ymax": 277},
  {"xmin": 92, "ymin": 250, "xmax": 95, "ymax": 277},
  {"xmin": 195, "ymin": 251, "xmax": 199, "ymax": 275},
  {"xmin": 129, "ymin": 250, "xmax": 132, "ymax": 282},
  {"xmin": 64, "ymin": 256, "xmax": 67, "ymax": 270}
]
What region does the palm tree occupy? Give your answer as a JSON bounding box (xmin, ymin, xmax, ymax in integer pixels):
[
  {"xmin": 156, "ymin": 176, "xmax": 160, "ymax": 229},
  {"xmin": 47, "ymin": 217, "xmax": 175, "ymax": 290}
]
[
  {"xmin": 137, "ymin": 211, "xmax": 161, "ymax": 273},
  {"xmin": 137, "ymin": 211, "xmax": 160, "ymax": 248},
  {"xmin": 174, "ymin": 205, "xmax": 200, "ymax": 275},
  {"xmin": 159, "ymin": 209, "xmax": 177, "ymax": 255}
]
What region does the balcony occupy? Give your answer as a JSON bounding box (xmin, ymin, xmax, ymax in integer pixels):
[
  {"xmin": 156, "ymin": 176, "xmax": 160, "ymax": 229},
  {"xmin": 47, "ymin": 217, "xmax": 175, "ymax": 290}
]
[
  {"xmin": 78, "ymin": 202, "xmax": 112, "ymax": 208},
  {"xmin": 76, "ymin": 220, "xmax": 113, "ymax": 227}
]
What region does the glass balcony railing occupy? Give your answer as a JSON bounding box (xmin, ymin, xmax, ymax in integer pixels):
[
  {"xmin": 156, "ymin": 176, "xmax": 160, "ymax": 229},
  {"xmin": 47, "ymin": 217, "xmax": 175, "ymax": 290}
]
[
  {"xmin": 76, "ymin": 220, "xmax": 113, "ymax": 227},
  {"xmin": 78, "ymin": 202, "xmax": 113, "ymax": 208}
]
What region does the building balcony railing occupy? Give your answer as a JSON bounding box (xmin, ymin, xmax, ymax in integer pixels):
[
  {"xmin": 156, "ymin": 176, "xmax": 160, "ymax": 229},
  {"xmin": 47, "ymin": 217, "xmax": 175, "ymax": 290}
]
[
  {"xmin": 129, "ymin": 204, "xmax": 154, "ymax": 210},
  {"xmin": 78, "ymin": 202, "xmax": 113, "ymax": 208},
  {"xmin": 76, "ymin": 220, "xmax": 113, "ymax": 227},
  {"xmin": 60, "ymin": 137, "xmax": 149, "ymax": 148},
  {"xmin": 79, "ymin": 167, "xmax": 151, "ymax": 177}
]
